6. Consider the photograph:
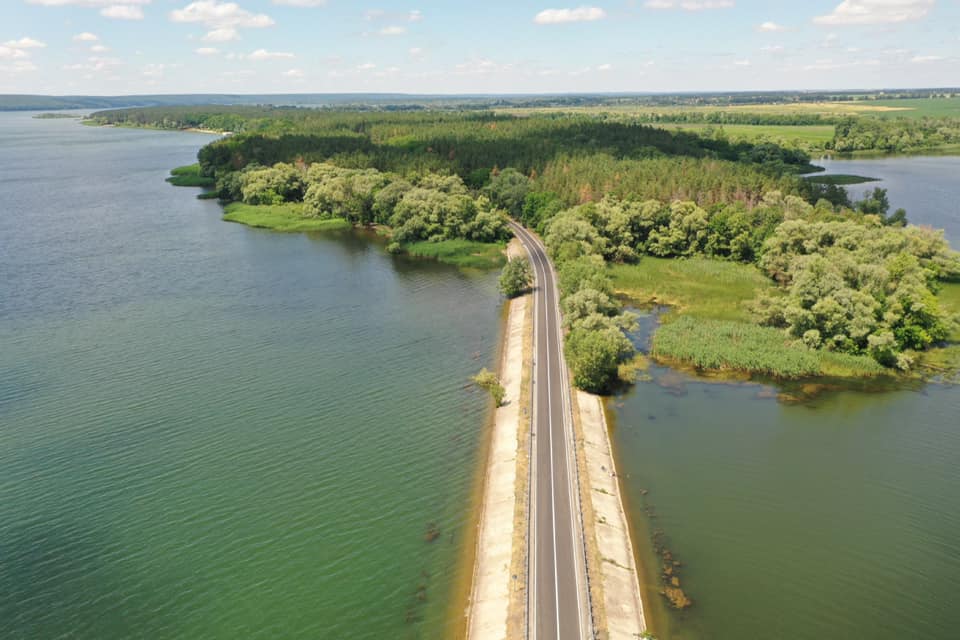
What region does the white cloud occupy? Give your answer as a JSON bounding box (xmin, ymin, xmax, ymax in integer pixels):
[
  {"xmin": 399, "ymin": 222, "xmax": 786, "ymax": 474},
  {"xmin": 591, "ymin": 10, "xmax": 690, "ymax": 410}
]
[
  {"xmin": 100, "ymin": 4, "xmax": 144, "ymax": 18},
  {"xmin": 357, "ymin": 62, "xmax": 376, "ymax": 70},
  {"xmin": 142, "ymin": 62, "xmax": 171, "ymax": 78},
  {"xmin": 813, "ymin": 0, "xmax": 934, "ymax": 25},
  {"xmin": 645, "ymin": 0, "xmax": 734, "ymax": 9},
  {"xmin": 73, "ymin": 32, "xmax": 100, "ymax": 42},
  {"xmin": 534, "ymin": 6, "xmax": 607, "ymax": 24},
  {"xmin": 757, "ymin": 21, "xmax": 785, "ymax": 32},
  {"xmin": 202, "ymin": 27, "xmax": 239, "ymax": 42},
  {"xmin": 171, "ymin": 1, "xmax": 275, "ymax": 41},
  {"xmin": 195, "ymin": 46, "xmax": 220, "ymax": 55},
  {"xmin": 63, "ymin": 55, "xmax": 122, "ymax": 72},
  {"xmin": 247, "ymin": 48, "xmax": 294, "ymax": 60},
  {"xmin": 597, "ymin": 63, "xmax": 613, "ymax": 71},
  {"xmin": 363, "ymin": 9, "xmax": 385, "ymax": 20},
  {"xmin": 0, "ymin": 47, "xmax": 29, "ymax": 60},
  {"xmin": 408, "ymin": 9, "xmax": 423, "ymax": 22},
  {"xmin": 27, "ymin": 0, "xmax": 150, "ymax": 5},
  {"xmin": 733, "ymin": 59, "xmax": 751, "ymax": 66},
  {"xmin": 282, "ymin": 68, "xmax": 304, "ymax": 77},
  {"xmin": 379, "ymin": 25, "xmax": 407, "ymax": 35},
  {"xmin": 911, "ymin": 54, "xmax": 943, "ymax": 62},
  {"xmin": 3, "ymin": 37, "xmax": 47, "ymax": 49},
  {"xmin": 272, "ymin": 0, "xmax": 326, "ymax": 5},
  {"xmin": 0, "ymin": 37, "xmax": 46, "ymax": 62},
  {"xmin": 454, "ymin": 58, "xmax": 514, "ymax": 74},
  {"xmin": 90, "ymin": 44, "xmax": 110, "ymax": 52}
]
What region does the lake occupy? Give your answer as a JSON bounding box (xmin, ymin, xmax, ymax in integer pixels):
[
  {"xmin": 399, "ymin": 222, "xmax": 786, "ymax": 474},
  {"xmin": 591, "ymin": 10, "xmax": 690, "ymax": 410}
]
[
  {"xmin": 0, "ymin": 112, "xmax": 500, "ymax": 639},
  {"xmin": 816, "ymin": 155, "xmax": 960, "ymax": 245},
  {"xmin": 612, "ymin": 155, "xmax": 960, "ymax": 639}
]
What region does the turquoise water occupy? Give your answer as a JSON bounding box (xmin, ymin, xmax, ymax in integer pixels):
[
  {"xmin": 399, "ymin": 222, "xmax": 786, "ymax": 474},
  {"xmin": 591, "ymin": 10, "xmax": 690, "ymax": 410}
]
[
  {"xmin": 0, "ymin": 112, "xmax": 500, "ymax": 638},
  {"xmin": 612, "ymin": 156, "xmax": 960, "ymax": 639}
]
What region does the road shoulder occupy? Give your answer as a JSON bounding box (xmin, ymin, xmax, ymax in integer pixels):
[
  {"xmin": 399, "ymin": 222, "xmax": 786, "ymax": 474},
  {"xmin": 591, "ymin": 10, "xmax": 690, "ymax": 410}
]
[
  {"xmin": 467, "ymin": 239, "xmax": 533, "ymax": 640},
  {"xmin": 573, "ymin": 389, "xmax": 647, "ymax": 640}
]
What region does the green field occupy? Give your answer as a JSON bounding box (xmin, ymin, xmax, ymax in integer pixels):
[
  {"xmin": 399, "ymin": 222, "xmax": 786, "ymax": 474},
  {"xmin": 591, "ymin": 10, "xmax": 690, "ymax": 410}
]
[
  {"xmin": 869, "ymin": 96, "xmax": 960, "ymax": 118},
  {"xmin": 656, "ymin": 123, "xmax": 835, "ymax": 147},
  {"xmin": 222, "ymin": 202, "xmax": 351, "ymax": 232}
]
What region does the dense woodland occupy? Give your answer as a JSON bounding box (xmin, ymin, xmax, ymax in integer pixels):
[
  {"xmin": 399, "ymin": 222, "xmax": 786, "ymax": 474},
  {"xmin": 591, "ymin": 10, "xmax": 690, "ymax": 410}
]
[
  {"xmin": 829, "ymin": 116, "xmax": 960, "ymax": 152},
  {"xmin": 91, "ymin": 106, "xmax": 960, "ymax": 389}
]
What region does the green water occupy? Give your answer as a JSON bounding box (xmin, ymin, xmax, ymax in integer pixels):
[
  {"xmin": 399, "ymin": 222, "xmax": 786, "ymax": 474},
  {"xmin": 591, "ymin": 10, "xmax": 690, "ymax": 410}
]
[
  {"xmin": 612, "ymin": 153, "xmax": 960, "ymax": 640},
  {"xmin": 0, "ymin": 112, "xmax": 500, "ymax": 638}
]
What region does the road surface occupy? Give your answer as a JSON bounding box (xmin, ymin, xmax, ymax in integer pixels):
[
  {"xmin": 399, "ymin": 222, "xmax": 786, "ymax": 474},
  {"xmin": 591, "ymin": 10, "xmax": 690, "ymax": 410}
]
[{"xmin": 511, "ymin": 222, "xmax": 592, "ymax": 640}]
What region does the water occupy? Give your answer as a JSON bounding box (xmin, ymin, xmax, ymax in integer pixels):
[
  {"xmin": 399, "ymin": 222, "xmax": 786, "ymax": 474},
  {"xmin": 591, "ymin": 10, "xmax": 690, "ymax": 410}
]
[
  {"xmin": 0, "ymin": 112, "xmax": 501, "ymax": 638},
  {"xmin": 816, "ymin": 155, "xmax": 960, "ymax": 245},
  {"xmin": 612, "ymin": 155, "xmax": 960, "ymax": 639}
]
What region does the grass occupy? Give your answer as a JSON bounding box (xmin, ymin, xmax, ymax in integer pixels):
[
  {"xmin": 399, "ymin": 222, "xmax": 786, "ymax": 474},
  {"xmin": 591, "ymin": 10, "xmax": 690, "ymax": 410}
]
[
  {"xmin": 609, "ymin": 256, "xmax": 774, "ymax": 323},
  {"xmin": 167, "ymin": 163, "xmax": 216, "ymax": 188},
  {"xmin": 403, "ymin": 239, "xmax": 506, "ymax": 268},
  {"xmin": 222, "ymin": 202, "xmax": 351, "ymax": 232},
  {"xmin": 804, "ymin": 174, "xmax": 879, "ymax": 185},
  {"xmin": 611, "ymin": 256, "xmax": 886, "ymax": 378}
]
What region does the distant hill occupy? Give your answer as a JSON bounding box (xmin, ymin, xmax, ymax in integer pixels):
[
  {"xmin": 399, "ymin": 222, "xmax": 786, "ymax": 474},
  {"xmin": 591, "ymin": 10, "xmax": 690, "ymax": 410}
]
[{"xmin": 2, "ymin": 89, "xmax": 958, "ymax": 112}]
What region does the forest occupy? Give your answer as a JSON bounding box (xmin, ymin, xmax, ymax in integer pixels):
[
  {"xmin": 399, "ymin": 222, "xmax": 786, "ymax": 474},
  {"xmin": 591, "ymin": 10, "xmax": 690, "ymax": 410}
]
[
  {"xmin": 98, "ymin": 105, "xmax": 960, "ymax": 391},
  {"xmin": 829, "ymin": 116, "xmax": 960, "ymax": 153}
]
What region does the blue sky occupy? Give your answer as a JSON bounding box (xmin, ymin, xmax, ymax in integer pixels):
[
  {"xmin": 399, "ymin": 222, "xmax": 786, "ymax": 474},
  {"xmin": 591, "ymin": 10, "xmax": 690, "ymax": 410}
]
[{"xmin": 1, "ymin": 0, "xmax": 958, "ymax": 94}]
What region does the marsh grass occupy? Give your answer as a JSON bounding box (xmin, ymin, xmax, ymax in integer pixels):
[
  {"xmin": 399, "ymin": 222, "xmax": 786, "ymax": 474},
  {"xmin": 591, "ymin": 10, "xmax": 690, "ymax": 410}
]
[
  {"xmin": 804, "ymin": 174, "xmax": 879, "ymax": 185},
  {"xmin": 222, "ymin": 202, "xmax": 350, "ymax": 232},
  {"xmin": 404, "ymin": 239, "xmax": 506, "ymax": 269},
  {"xmin": 167, "ymin": 163, "xmax": 215, "ymax": 188},
  {"xmin": 613, "ymin": 257, "xmax": 887, "ymax": 378},
  {"xmin": 610, "ymin": 257, "xmax": 775, "ymax": 323}
]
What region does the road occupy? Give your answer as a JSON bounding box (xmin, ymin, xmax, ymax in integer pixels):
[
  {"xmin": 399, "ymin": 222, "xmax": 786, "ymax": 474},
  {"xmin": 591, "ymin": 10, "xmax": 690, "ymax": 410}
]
[{"xmin": 510, "ymin": 222, "xmax": 592, "ymax": 640}]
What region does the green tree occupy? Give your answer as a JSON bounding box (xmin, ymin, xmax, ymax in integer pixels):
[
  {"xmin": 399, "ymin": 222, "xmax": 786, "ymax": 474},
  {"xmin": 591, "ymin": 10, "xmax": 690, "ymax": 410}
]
[
  {"xmin": 482, "ymin": 167, "xmax": 531, "ymax": 218},
  {"xmin": 565, "ymin": 326, "xmax": 634, "ymax": 393},
  {"xmin": 499, "ymin": 257, "xmax": 533, "ymax": 298}
]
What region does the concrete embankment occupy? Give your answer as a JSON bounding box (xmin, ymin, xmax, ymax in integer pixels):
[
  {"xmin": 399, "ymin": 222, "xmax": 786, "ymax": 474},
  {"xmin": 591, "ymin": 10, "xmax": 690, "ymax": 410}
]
[
  {"xmin": 466, "ymin": 240, "xmax": 532, "ymax": 640},
  {"xmin": 573, "ymin": 390, "xmax": 647, "ymax": 639}
]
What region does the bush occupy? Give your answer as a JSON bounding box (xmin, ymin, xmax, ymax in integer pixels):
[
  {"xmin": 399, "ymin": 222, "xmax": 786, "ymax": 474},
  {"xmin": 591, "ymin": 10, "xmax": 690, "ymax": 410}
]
[{"xmin": 473, "ymin": 368, "xmax": 506, "ymax": 406}]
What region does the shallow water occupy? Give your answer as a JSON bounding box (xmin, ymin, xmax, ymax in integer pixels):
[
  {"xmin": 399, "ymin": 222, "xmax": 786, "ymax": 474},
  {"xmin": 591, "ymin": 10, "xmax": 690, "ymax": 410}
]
[
  {"xmin": 0, "ymin": 112, "xmax": 500, "ymax": 638},
  {"xmin": 613, "ymin": 154, "xmax": 960, "ymax": 639}
]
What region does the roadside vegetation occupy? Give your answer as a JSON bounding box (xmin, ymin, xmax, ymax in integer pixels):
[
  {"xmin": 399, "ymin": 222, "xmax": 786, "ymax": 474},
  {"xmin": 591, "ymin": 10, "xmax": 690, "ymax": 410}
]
[
  {"xmin": 473, "ymin": 368, "xmax": 505, "ymax": 407},
  {"xmin": 499, "ymin": 257, "xmax": 533, "ymax": 297}
]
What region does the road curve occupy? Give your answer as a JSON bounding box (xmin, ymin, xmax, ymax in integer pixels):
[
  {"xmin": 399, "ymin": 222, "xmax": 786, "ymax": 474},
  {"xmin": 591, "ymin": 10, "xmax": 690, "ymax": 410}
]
[{"xmin": 510, "ymin": 222, "xmax": 592, "ymax": 640}]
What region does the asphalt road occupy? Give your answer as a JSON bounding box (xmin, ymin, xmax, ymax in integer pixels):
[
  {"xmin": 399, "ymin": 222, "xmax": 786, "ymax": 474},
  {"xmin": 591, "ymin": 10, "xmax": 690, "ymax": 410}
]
[{"xmin": 511, "ymin": 222, "xmax": 592, "ymax": 640}]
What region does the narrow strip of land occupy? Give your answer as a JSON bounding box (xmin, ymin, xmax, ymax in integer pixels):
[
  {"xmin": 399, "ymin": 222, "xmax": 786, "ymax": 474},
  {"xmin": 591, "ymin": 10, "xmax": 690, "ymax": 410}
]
[
  {"xmin": 467, "ymin": 241, "xmax": 530, "ymax": 640},
  {"xmin": 511, "ymin": 222, "xmax": 592, "ymax": 640}
]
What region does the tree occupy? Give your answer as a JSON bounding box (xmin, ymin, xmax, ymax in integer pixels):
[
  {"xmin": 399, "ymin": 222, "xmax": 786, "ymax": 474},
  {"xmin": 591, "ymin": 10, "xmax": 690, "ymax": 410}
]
[
  {"xmin": 473, "ymin": 368, "xmax": 505, "ymax": 406},
  {"xmin": 499, "ymin": 257, "xmax": 533, "ymax": 298},
  {"xmin": 565, "ymin": 326, "xmax": 634, "ymax": 393},
  {"xmin": 482, "ymin": 167, "xmax": 531, "ymax": 218}
]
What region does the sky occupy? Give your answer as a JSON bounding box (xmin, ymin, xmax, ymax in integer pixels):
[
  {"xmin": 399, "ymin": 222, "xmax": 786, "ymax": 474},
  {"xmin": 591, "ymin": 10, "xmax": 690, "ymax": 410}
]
[{"xmin": 1, "ymin": 0, "xmax": 958, "ymax": 95}]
